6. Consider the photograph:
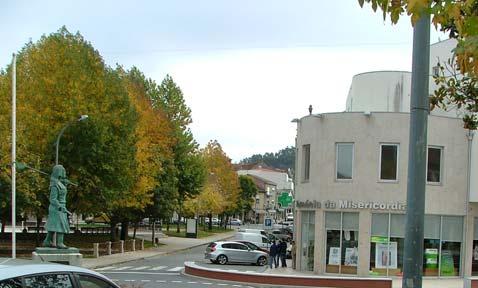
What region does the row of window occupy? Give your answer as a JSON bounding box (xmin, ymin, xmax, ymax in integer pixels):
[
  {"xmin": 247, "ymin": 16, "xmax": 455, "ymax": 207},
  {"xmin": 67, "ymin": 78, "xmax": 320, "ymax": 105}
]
[{"xmin": 301, "ymin": 143, "xmax": 443, "ymax": 184}]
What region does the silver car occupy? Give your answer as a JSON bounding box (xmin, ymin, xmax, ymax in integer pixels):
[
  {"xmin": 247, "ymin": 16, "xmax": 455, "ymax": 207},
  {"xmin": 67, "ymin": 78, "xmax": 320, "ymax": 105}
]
[
  {"xmin": 205, "ymin": 241, "xmax": 268, "ymax": 266},
  {"xmin": 0, "ymin": 258, "xmax": 119, "ymax": 287}
]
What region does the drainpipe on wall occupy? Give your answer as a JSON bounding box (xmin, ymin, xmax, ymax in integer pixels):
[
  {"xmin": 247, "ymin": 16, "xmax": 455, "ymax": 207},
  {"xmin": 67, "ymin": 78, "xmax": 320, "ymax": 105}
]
[{"xmin": 465, "ymin": 130, "xmax": 474, "ymax": 276}]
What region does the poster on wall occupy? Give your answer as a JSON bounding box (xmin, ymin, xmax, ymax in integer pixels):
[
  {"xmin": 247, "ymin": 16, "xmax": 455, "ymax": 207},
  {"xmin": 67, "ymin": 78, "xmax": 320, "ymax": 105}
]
[
  {"xmin": 328, "ymin": 247, "xmax": 341, "ymax": 265},
  {"xmin": 425, "ymin": 248, "xmax": 438, "ymax": 268},
  {"xmin": 344, "ymin": 247, "xmax": 358, "ymax": 266},
  {"xmin": 375, "ymin": 242, "xmax": 397, "ymax": 269},
  {"xmin": 440, "ymin": 250, "xmax": 456, "ymax": 276}
]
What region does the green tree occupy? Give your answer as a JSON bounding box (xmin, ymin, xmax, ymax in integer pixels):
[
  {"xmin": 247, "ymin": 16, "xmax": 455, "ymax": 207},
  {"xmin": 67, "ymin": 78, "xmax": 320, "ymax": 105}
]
[
  {"xmin": 153, "ymin": 75, "xmax": 206, "ymax": 232},
  {"xmin": 359, "ymin": 0, "xmax": 478, "ymax": 129},
  {"xmin": 237, "ymin": 175, "xmax": 258, "ymax": 222},
  {"xmin": 240, "ymin": 146, "xmax": 295, "ymax": 173}
]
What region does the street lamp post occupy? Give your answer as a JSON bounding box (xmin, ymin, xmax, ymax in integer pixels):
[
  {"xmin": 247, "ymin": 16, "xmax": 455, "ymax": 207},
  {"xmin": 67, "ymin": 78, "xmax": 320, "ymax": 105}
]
[{"xmin": 55, "ymin": 115, "xmax": 88, "ymax": 165}]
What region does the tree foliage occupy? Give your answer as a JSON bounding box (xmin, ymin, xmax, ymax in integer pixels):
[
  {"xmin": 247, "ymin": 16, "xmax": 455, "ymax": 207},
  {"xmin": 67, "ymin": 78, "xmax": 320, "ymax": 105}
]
[
  {"xmin": 240, "ymin": 146, "xmax": 295, "ymax": 172},
  {"xmin": 359, "ymin": 0, "xmax": 478, "ymax": 129}
]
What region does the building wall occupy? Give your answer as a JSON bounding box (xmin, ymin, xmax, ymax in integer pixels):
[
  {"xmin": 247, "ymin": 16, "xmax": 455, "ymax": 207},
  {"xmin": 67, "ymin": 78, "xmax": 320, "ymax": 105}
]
[
  {"xmin": 294, "ymin": 112, "xmax": 471, "ymax": 276},
  {"xmin": 296, "ymin": 112, "xmax": 468, "ymax": 215},
  {"xmin": 346, "ymin": 71, "xmax": 411, "ymax": 113}
]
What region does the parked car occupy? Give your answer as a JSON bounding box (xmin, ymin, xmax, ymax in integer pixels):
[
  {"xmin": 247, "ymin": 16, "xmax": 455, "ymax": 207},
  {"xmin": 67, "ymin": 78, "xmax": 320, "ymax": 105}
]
[
  {"xmin": 229, "ymin": 218, "xmax": 242, "ymax": 226},
  {"xmin": 0, "ymin": 258, "xmax": 119, "ymax": 287},
  {"xmin": 234, "ymin": 240, "xmax": 269, "ymax": 254},
  {"xmin": 205, "ymin": 217, "xmax": 219, "ymax": 225},
  {"xmin": 237, "ymin": 228, "xmax": 267, "ymax": 237},
  {"xmin": 233, "ymin": 232, "xmax": 271, "ymax": 249},
  {"xmin": 205, "ymin": 241, "xmax": 268, "ymax": 266},
  {"xmin": 270, "ymin": 228, "xmax": 292, "ymax": 242}
]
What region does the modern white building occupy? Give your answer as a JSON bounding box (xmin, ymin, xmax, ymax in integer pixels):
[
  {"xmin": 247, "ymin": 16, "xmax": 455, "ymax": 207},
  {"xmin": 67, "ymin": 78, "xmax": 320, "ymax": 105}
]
[{"xmin": 293, "ymin": 39, "xmax": 478, "ymax": 278}]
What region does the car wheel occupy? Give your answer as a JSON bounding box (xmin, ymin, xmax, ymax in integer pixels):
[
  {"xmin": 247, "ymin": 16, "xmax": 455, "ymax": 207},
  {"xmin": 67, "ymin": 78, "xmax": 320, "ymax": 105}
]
[
  {"xmin": 217, "ymin": 254, "xmax": 228, "ymax": 265},
  {"xmin": 257, "ymin": 256, "xmax": 267, "ymax": 266}
]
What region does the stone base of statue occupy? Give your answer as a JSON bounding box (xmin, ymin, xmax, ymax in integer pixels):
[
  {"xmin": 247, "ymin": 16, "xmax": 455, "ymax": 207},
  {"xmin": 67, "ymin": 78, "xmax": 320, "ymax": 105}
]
[{"xmin": 32, "ymin": 247, "xmax": 82, "ymax": 266}]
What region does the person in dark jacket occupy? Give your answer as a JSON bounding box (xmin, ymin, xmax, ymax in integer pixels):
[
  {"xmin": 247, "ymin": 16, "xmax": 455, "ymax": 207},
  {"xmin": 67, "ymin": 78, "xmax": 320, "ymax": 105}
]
[
  {"xmin": 279, "ymin": 239, "xmax": 288, "ymax": 267},
  {"xmin": 269, "ymin": 241, "xmax": 278, "ymax": 268}
]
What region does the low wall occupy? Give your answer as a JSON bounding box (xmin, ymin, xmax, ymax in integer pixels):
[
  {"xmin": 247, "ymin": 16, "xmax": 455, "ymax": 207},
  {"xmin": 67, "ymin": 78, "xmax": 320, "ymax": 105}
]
[{"xmin": 184, "ymin": 262, "xmax": 392, "ymax": 288}]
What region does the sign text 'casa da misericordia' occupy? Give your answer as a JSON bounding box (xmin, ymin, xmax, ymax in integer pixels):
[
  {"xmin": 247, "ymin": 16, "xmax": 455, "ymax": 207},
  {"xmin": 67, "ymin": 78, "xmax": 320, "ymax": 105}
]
[{"xmin": 295, "ymin": 200, "xmax": 406, "ymax": 211}]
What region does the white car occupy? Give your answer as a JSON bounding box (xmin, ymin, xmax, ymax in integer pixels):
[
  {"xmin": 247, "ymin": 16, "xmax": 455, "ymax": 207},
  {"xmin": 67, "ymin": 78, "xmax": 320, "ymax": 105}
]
[
  {"xmin": 0, "ymin": 258, "xmax": 119, "ymax": 287},
  {"xmin": 229, "ymin": 218, "xmax": 242, "ymax": 226}
]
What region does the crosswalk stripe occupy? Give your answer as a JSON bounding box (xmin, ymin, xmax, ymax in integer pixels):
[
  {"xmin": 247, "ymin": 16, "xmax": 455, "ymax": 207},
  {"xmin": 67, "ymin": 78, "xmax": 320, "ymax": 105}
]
[
  {"xmin": 131, "ymin": 266, "xmax": 151, "ymax": 270},
  {"xmin": 150, "ymin": 266, "xmax": 167, "ymax": 270},
  {"xmin": 113, "ymin": 266, "xmax": 133, "ymax": 271},
  {"xmin": 95, "ymin": 266, "xmax": 116, "ymax": 271},
  {"xmin": 167, "ymin": 266, "xmax": 183, "ymax": 271}
]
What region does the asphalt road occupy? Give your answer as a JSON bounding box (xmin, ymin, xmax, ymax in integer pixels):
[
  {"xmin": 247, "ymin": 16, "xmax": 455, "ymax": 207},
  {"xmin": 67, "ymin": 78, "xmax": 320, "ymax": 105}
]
[{"xmin": 96, "ymin": 243, "xmax": 268, "ymax": 288}]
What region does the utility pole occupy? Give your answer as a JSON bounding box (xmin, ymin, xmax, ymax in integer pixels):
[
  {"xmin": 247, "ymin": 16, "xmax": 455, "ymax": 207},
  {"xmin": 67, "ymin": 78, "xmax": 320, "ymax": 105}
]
[
  {"xmin": 11, "ymin": 53, "xmax": 16, "ymax": 259},
  {"xmin": 402, "ymin": 10, "xmax": 430, "ymax": 288}
]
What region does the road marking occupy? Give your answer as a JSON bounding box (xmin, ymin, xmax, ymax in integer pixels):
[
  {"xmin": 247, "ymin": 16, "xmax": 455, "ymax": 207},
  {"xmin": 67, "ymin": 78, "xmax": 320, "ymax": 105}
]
[
  {"xmin": 202, "ymin": 283, "xmax": 212, "ymax": 285},
  {"xmin": 124, "ymin": 280, "xmax": 135, "ymax": 282},
  {"xmin": 232, "ymin": 285, "xmax": 242, "ymax": 287},
  {"xmin": 218, "ymin": 284, "xmax": 228, "ymax": 286},
  {"xmin": 150, "ymin": 265, "xmax": 167, "ymax": 270},
  {"xmin": 156, "ymin": 280, "xmax": 166, "ymax": 283},
  {"xmin": 167, "ymin": 266, "xmax": 183, "ymax": 271},
  {"xmin": 100, "ymin": 271, "xmax": 180, "ymax": 276},
  {"xmin": 172, "ymin": 280, "xmax": 182, "ymax": 283},
  {"xmin": 113, "ymin": 266, "xmax": 133, "ymax": 270},
  {"xmin": 131, "ymin": 266, "xmax": 151, "ymax": 270},
  {"xmin": 187, "ymin": 282, "xmax": 198, "ymax": 284},
  {"xmin": 141, "ymin": 280, "xmax": 151, "ymax": 282},
  {"xmin": 95, "ymin": 266, "xmax": 116, "ymax": 271}
]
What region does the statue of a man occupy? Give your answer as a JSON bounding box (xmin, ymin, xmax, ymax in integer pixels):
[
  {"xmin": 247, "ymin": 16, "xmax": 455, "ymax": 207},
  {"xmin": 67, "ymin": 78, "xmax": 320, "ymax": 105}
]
[{"xmin": 43, "ymin": 165, "xmax": 71, "ymax": 249}]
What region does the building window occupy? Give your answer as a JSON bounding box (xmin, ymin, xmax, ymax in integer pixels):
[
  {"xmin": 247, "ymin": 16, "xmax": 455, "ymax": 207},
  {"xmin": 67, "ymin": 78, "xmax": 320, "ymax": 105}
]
[
  {"xmin": 371, "ymin": 214, "xmax": 463, "ymax": 277},
  {"xmin": 336, "ymin": 143, "xmax": 354, "ymax": 180},
  {"xmin": 472, "ymin": 218, "xmax": 478, "ymax": 275},
  {"xmin": 326, "ymin": 212, "xmax": 359, "ymax": 275},
  {"xmin": 300, "ymin": 211, "xmax": 315, "ymax": 271},
  {"xmin": 427, "ymin": 147, "xmax": 442, "ymax": 183},
  {"xmin": 432, "ymin": 65, "xmax": 440, "ymax": 77},
  {"xmin": 302, "ymin": 144, "xmax": 310, "ymax": 182},
  {"xmin": 380, "ymin": 144, "xmax": 399, "ymax": 181}
]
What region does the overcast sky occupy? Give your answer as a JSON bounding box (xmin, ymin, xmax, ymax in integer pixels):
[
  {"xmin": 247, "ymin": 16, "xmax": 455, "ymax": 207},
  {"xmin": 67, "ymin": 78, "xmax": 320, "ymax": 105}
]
[{"xmin": 1, "ymin": 1, "xmax": 447, "ymax": 162}]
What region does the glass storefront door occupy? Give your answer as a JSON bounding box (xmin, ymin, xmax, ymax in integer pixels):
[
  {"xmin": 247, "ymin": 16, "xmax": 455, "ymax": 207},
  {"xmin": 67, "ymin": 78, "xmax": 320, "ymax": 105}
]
[{"xmin": 300, "ymin": 211, "xmax": 315, "ymax": 271}]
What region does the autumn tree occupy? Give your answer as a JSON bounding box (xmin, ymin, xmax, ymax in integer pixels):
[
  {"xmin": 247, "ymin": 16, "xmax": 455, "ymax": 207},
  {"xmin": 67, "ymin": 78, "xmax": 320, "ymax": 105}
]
[
  {"xmin": 359, "ymin": 0, "xmax": 478, "ymax": 129},
  {"xmin": 202, "ymin": 140, "xmax": 240, "ymax": 228}
]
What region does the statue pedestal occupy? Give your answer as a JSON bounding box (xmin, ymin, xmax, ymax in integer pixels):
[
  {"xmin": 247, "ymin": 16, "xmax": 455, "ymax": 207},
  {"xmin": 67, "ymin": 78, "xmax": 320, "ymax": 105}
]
[{"xmin": 32, "ymin": 247, "xmax": 82, "ymax": 266}]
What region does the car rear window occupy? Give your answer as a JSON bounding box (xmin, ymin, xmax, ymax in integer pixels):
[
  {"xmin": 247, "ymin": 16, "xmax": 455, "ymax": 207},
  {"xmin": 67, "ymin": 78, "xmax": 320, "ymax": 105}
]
[
  {"xmin": 0, "ymin": 278, "xmax": 22, "ymax": 288},
  {"xmin": 24, "ymin": 274, "xmax": 73, "ymax": 288},
  {"xmin": 207, "ymin": 242, "xmax": 217, "ymax": 248}
]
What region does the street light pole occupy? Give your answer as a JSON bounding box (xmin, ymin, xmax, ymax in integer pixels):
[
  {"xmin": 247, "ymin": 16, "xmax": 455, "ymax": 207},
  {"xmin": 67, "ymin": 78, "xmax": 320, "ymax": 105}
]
[
  {"xmin": 11, "ymin": 53, "xmax": 16, "ymax": 259},
  {"xmin": 55, "ymin": 115, "xmax": 88, "ymax": 165}
]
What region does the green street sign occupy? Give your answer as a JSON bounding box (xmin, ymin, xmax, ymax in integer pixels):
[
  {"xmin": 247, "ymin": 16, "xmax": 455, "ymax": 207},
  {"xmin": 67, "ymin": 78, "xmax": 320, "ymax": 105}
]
[{"xmin": 278, "ymin": 192, "xmax": 293, "ymax": 208}]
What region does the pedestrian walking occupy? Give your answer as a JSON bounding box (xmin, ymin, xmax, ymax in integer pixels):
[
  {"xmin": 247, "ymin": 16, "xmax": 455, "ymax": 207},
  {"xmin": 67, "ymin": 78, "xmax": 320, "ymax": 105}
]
[
  {"xmin": 291, "ymin": 240, "xmax": 296, "ymax": 269},
  {"xmin": 279, "ymin": 239, "xmax": 287, "ymax": 267},
  {"xmin": 269, "ymin": 241, "xmax": 278, "ymax": 268}
]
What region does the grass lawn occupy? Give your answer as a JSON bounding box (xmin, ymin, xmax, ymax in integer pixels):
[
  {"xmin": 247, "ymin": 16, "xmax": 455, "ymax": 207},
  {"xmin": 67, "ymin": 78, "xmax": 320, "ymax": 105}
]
[{"xmin": 163, "ymin": 226, "xmax": 234, "ymax": 238}]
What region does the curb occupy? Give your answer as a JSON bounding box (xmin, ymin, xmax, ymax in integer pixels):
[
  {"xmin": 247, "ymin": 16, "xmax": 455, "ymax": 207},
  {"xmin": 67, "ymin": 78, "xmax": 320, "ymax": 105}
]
[
  {"xmin": 85, "ymin": 232, "xmax": 235, "ymax": 269},
  {"xmin": 183, "ymin": 261, "xmax": 393, "ymax": 288}
]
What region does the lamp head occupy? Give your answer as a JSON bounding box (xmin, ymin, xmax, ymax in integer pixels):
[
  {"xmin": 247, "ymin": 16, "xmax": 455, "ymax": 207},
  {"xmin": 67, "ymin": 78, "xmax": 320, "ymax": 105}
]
[{"xmin": 78, "ymin": 115, "xmax": 89, "ymax": 122}]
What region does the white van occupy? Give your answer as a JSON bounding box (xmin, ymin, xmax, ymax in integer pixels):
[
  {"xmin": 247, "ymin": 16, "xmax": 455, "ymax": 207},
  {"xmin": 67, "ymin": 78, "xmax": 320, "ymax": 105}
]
[
  {"xmin": 237, "ymin": 228, "xmax": 267, "ymax": 237},
  {"xmin": 234, "ymin": 232, "xmax": 271, "ymax": 249}
]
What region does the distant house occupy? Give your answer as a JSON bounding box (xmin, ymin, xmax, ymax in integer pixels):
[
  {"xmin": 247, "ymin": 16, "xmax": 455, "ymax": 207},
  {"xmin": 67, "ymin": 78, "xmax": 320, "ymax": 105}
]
[{"xmin": 235, "ymin": 163, "xmax": 294, "ymax": 222}]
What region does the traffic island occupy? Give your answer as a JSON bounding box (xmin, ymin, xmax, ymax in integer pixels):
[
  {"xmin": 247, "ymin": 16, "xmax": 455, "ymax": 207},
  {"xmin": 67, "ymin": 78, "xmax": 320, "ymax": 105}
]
[{"xmin": 184, "ymin": 261, "xmax": 392, "ymax": 288}]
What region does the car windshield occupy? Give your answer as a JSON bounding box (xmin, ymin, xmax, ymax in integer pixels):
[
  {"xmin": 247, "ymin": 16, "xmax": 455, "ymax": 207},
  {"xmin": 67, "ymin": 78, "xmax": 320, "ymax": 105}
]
[{"xmin": 242, "ymin": 242, "xmax": 259, "ymax": 250}]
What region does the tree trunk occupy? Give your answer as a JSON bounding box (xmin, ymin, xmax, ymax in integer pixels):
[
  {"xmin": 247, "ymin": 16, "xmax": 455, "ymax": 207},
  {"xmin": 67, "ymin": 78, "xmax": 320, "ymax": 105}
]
[
  {"xmin": 1, "ymin": 214, "xmax": 6, "ymax": 234},
  {"xmin": 176, "ymin": 212, "xmax": 181, "ymax": 233},
  {"xmin": 120, "ymin": 221, "xmax": 128, "ymax": 241},
  {"xmin": 151, "ymin": 221, "xmax": 156, "ymax": 245},
  {"xmin": 133, "ymin": 221, "xmax": 138, "ymax": 239},
  {"xmin": 208, "ymin": 213, "xmax": 212, "ymax": 231},
  {"xmin": 35, "ymin": 215, "xmax": 42, "ymax": 247},
  {"xmin": 110, "ymin": 222, "xmax": 117, "ymax": 242}
]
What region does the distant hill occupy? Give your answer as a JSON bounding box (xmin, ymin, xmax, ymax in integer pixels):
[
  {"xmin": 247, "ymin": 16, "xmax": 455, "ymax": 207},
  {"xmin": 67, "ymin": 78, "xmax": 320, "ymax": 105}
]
[{"xmin": 239, "ymin": 146, "xmax": 295, "ymax": 174}]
